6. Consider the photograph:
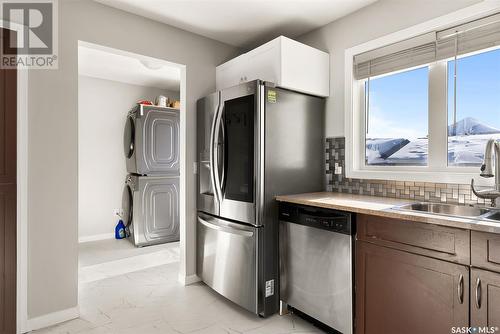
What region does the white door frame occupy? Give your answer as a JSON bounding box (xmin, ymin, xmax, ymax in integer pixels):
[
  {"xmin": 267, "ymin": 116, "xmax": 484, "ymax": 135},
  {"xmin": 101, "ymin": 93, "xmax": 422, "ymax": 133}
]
[
  {"xmin": 76, "ymin": 40, "xmax": 189, "ymax": 280},
  {"xmin": 17, "ymin": 64, "xmax": 28, "ymax": 334}
]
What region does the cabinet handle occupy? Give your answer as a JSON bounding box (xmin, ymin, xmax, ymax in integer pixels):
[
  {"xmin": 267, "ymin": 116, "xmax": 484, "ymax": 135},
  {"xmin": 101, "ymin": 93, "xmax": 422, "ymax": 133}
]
[
  {"xmin": 458, "ymin": 274, "xmax": 464, "ymax": 304},
  {"xmin": 475, "ymin": 277, "xmax": 482, "ymax": 309}
]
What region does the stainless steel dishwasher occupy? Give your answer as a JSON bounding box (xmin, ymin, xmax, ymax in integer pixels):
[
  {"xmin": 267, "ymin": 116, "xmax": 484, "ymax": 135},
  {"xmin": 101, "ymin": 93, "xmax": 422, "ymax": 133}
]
[{"xmin": 279, "ymin": 203, "xmax": 353, "ymax": 334}]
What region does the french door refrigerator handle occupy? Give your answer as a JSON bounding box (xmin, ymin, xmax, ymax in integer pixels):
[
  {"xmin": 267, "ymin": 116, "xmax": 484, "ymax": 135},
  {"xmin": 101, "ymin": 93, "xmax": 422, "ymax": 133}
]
[
  {"xmin": 213, "ymin": 100, "xmax": 224, "ymax": 202},
  {"xmin": 220, "ymin": 117, "xmax": 226, "ymax": 193},
  {"xmin": 198, "ymin": 215, "xmax": 254, "ymax": 237},
  {"xmin": 209, "ymin": 97, "xmax": 221, "ymax": 202}
]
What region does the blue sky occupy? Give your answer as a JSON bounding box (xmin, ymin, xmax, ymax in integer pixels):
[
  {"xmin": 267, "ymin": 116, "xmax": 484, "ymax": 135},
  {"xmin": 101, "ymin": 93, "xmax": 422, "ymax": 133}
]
[
  {"xmin": 367, "ymin": 66, "xmax": 428, "ymax": 138},
  {"xmin": 448, "ymin": 48, "xmax": 500, "ymax": 130},
  {"xmin": 367, "ymin": 48, "xmax": 500, "ymax": 139}
]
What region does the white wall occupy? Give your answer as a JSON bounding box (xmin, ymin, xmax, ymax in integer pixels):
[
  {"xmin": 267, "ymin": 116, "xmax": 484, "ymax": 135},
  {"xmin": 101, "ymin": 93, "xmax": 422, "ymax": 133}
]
[
  {"xmin": 27, "ymin": 0, "xmax": 237, "ymax": 320},
  {"xmin": 297, "ymin": 0, "xmax": 482, "ymax": 138},
  {"xmin": 78, "ymin": 75, "xmax": 179, "ymax": 242}
]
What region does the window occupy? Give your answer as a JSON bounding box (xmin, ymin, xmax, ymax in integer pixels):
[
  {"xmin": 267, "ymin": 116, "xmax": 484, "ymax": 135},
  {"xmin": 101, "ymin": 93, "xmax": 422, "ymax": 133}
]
[
  {"xmin": 447, "ymin": 48, "xmax": 500, "ymax": 167},
  {"xmin": 365, "ymin": 67, "xmax": 429, "ymax": 166},
  {"xmin": 347, "ymin": 12, "xmax": 500, "ymax": 183}
]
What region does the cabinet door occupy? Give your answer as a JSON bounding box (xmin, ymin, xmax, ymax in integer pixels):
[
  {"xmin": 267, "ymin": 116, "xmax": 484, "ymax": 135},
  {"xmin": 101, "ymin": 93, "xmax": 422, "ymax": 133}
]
[
  {"xmin": 216, "ymin": 55, "xmax": 248, "ymax": 90},
  {"xmin": 245, "ymin": 41, "xmax": 280, "ymax": 84},
  {"xmin": 356, "ymin": 241, "xmax": 469, "ymax": 334},
  {"xmin": 471, "ymin": 231, "xmax": 500, "ymax": 273},
  {"xmin": 471, "ymin": 268, "xmax": 500, "ymax": 329},
  {"xmin": 280, "ymin": 37, "xmax": 330, "ymax": 97}
]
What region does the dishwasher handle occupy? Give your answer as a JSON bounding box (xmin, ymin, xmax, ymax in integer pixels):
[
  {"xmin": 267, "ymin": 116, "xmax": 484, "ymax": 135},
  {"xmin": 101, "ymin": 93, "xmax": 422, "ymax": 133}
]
[
  {"xmin": 302, "ymin": 214, "xmax": 348, "ymax": 223},
  {"xmin": 280, "ymin": 204, "xmax": 353, "ymax": 235}
]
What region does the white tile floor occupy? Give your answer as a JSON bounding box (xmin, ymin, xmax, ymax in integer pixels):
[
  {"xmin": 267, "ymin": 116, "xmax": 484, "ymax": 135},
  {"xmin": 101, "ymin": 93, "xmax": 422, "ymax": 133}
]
[
  {"xmin": 33, "ymin": 241, "xmax": 323, "ymax": 334},
  {"xmin": 79, "ymin": 239, "xmax": 180, "ymax": 283}
]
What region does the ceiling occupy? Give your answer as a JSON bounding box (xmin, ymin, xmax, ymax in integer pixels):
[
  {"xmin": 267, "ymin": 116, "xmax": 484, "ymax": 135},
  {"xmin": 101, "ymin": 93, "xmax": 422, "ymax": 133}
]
[
  {"xmin": 95, "ymin": 0, "xmax": 378, "ymax": 48},
  {"xmin": 78, "ymin": 45, "xmax": 181, "ymax": 90}
]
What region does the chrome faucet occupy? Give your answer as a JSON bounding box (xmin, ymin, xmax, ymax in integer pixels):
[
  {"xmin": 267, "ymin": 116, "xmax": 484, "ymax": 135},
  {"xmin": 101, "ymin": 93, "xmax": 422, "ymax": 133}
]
[{"xmin": 471, "ymin": 138, "xmax": 500, "ymax": 207}]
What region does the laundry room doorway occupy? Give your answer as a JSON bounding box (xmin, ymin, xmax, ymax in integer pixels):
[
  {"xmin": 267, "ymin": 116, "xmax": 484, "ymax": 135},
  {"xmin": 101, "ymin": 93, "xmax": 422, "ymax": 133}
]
[{"xmin": 77, "ymin": 42, "xmax": 186, "ymax": 288}]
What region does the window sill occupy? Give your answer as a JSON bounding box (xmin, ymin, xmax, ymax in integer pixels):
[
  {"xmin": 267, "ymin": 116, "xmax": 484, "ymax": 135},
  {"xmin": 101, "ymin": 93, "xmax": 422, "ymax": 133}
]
[{"xmin": 346, "ymin": 168, "xmax": 494, "ymax": 187}]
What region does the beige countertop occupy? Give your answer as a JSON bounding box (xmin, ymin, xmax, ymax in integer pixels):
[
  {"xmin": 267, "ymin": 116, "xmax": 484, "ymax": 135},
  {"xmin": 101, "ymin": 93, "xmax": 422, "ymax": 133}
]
[{"xmin": 276, "ymin": 192, "xmax": 500, "ymax": 234}]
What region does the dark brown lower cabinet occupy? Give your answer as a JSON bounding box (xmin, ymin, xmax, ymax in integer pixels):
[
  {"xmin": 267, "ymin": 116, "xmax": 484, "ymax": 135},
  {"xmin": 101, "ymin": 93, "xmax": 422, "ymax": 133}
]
[
  {"xmin": 471, "ymin": 268, "xmax": 500, "ymax": 329},
  {"xmin": 356, "ymin": 241, "xmax": 469, "ymax": 334}
]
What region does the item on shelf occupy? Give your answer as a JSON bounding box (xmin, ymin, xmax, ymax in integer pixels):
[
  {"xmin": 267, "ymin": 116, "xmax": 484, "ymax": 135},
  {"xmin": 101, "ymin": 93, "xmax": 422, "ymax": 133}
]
[
  {"xmin": 137, "ymin": 99, "xmax": 153, "ymax": 105},
  {"xmin": 169, "ymin": 100, "xmax": 180, "ymax": 109},
  {"xmin": 155, "ymin": 95, "xmax": 168, "ymax": 107}
]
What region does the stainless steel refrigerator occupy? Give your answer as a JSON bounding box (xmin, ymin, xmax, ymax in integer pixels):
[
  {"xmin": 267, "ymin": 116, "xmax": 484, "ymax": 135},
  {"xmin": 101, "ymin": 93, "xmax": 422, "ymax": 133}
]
[{"xmin": 196, "ymin": 80, "xmax": 324, "ymax": 317}]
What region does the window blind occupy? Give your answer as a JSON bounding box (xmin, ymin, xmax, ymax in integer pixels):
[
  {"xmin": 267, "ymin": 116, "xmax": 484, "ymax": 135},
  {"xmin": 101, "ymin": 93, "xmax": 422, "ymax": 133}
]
[
  {"xmin": 353, "ymin": 12, "xmax": 500, "ymax": 80},
  {"xmin": 354, "ymin": 33, "xmax": 436, "ymax": 79},
  {"xmin": 436, "ymin": 13, "xmax": 500, "ymax": 61}
]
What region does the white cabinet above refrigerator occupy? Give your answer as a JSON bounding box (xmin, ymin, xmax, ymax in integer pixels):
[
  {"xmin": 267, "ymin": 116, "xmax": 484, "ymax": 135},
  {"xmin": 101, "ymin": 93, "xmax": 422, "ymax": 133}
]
[{"xmin": 216, "ymin": 36, "xmax": 330, "ymax": 97}]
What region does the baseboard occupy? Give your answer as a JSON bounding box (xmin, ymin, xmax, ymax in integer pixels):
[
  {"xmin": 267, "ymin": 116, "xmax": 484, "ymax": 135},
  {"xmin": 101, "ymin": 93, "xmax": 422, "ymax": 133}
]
[
  {"xmin": 78, "ymin": 233, "xmax": 115, "ymax": 243},
  {"xmin": 179, "ymin": 273, "xmax": 201, "ymax": 285},
  {"xmin": 26, "ymin": 306, "xmax": 79, "ymax": 332}
]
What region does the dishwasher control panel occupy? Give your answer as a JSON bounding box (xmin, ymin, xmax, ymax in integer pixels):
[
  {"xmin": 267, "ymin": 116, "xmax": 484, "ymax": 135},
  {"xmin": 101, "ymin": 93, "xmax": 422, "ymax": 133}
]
[{"xmin": 279, "ymin": 203, "xmax": 353, "ymax": 235}]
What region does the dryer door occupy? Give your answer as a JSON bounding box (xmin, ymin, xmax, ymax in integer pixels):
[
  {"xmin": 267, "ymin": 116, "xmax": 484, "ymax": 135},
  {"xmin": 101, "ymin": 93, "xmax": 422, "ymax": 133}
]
[
  {"xmin": 125, "ymin": 114, "xmax": 139, "ymax": 174},
  {"xmin": 143, "ymin": 108, "xmax": 180, "ymax": 175},
  {"xmin": 124, "ymin": 115, "xmax": 135, "ymax": 159}
]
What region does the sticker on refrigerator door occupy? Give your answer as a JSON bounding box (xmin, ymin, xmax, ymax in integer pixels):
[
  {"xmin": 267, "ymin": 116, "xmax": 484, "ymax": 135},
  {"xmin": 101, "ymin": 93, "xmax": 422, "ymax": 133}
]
[
  {"xmin": 267, "ymin": 90, "xmax": 277, "ymax": 103},
  {"xmin": 265, "ymin": 279, "xmax": 275, "ymax": 297}
]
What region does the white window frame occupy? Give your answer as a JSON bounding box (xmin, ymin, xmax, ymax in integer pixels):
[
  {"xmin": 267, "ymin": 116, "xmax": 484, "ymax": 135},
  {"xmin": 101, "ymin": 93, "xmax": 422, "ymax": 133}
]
[{"xmin": 345, "ymin": 2, "xmax": 500, "ymax": 186}]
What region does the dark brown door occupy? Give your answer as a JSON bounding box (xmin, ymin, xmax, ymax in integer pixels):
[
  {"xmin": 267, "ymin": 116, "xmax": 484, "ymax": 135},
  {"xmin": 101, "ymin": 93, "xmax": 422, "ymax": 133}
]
[
  {"xmin": 471, "ymin": 231, "xmax": 500, "ymax": 273},
  {"xmin": 356, "ymin": 241, "xmax": 469, "ymax": 334},
  {"xmin": 0, "ymin": 28, "xmax": 17, "ymax": 334},
  {"xmin": 471, "ymin": 268, "xmax": 500, "ymax": 329}
]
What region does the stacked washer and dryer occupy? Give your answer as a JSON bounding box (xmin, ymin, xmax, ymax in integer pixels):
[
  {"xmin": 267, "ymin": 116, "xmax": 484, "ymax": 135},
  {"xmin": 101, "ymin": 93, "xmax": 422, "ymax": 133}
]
[{"xmin": 122, "ymin": 104, "xmax": 180, "ymax": 247}]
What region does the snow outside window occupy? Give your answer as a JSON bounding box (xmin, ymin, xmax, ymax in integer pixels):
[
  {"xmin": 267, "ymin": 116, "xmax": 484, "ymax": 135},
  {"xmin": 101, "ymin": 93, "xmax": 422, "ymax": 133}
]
[
  {"xmin": 365, "ymin": 67, "xmax": 429, "ymax": 166},
  {"xmin": 447, "ymin": 48, "xmax": 500, "ymax": 167}
]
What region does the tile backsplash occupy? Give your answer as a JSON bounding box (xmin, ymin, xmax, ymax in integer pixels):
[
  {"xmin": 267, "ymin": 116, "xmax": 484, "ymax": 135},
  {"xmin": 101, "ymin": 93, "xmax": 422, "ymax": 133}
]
[{"xmin": 325, "ymin": 137, "xmax": 489, "ymax": 206}]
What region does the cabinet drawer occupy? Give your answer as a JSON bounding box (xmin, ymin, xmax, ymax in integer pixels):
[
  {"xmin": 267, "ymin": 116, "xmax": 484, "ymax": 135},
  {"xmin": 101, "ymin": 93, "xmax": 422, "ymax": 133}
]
[
  {"xmin": 471, "ymin": 231, "xmax": 500, "ymax": 273},
  {"xmin": 357, "ymin": 214, "xmax": 470, "ymax": 265}
]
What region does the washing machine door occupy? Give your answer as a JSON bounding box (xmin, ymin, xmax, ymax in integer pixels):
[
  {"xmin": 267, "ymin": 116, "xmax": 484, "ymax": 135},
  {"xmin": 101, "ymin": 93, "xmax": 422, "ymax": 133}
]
[
  {"xmin": 124, "ymin": 115, "xmax": 135, "ymax": 159},
  {"xmin": 142, "ymin": 177, "xmax": 180, "ymax": 244},
  {"xmin": 122, "ymin": 181, "xmax": 134, "ymax": 237}
]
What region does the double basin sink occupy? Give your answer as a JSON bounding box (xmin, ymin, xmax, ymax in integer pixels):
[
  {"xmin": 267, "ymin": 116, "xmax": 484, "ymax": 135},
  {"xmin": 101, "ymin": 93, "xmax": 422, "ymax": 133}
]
[{"xmin": 392, "ymin": 202, "xmax": 500, "ymax": 222}]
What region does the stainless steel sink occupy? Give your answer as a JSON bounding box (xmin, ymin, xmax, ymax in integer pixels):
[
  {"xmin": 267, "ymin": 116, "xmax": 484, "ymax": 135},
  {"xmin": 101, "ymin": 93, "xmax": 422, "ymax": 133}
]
[
  {"xmin": 482, "ymin": 211, "xmax": 500, "ymax": 221},
  {"xmin": 393, "ymin": 202, "xmax": 491, "ymax": 218}
]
